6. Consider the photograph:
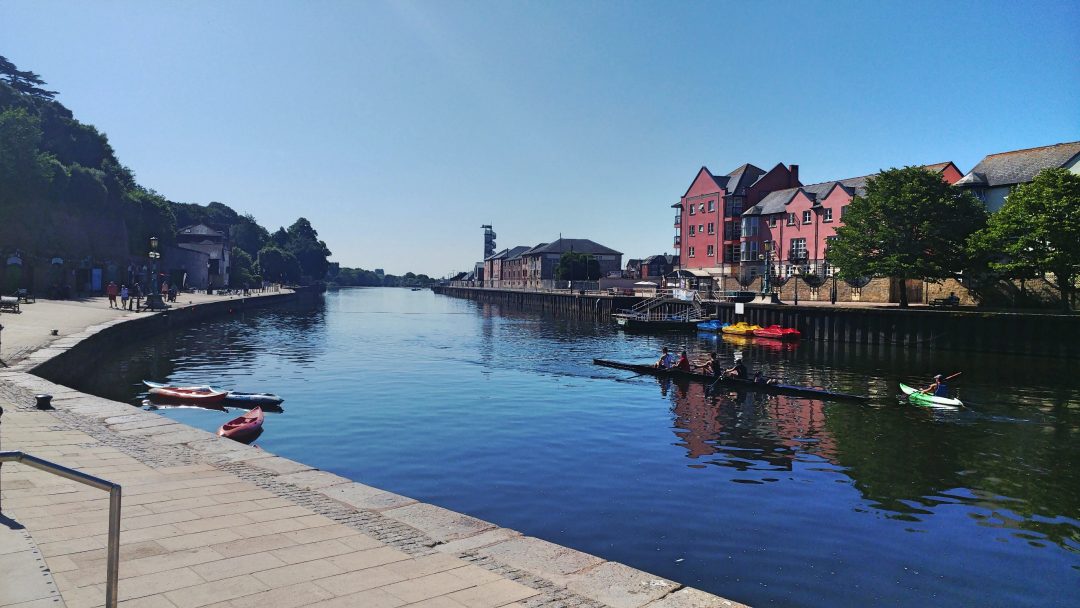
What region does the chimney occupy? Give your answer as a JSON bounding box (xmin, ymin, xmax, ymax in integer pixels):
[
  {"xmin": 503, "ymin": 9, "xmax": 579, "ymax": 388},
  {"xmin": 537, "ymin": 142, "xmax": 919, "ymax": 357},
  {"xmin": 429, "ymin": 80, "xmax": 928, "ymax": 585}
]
[{"xmin": 789, "ymin": 164, "xmax": 800, "ymax": 186}]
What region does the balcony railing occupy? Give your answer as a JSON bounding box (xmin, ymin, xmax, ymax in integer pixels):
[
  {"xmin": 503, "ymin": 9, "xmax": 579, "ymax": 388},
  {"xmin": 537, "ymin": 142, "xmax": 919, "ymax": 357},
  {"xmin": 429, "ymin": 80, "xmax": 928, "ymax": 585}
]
[{"xmin": 674, "ymin": 215, "xmax": 682, "ymax": 227}]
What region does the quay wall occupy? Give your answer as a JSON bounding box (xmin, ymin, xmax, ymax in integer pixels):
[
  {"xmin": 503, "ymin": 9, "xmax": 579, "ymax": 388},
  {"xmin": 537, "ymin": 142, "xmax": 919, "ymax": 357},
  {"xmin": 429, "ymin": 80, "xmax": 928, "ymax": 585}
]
[
  {"xmin": 434, "ymin": 286, "xmax": 1080, "ymax": 358},
  {"xmin": 31, "ymin": 289, "xmax": 320, "ymax": 386}
]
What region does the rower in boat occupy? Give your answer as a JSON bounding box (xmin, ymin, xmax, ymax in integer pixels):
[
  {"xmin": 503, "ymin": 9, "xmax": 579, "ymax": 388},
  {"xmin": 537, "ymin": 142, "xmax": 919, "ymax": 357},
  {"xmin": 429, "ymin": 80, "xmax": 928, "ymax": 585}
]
[
  {"xmin": 674, "ymin": 351, "xmax": 692, "ymax": 371},
  {"xmin": 694, "ymin": 352, "xmax": 719, "ymax": 376},
  {"xmin": 655, "ymin": 347, "xmax": 676, "ymax": 369},
  {"xmin": 922, "ymin": 374, "xmax": 949, "ymax": 398},
  {"xmin": 722, "ymin": 356, "xmax": 748, "ymax": 380}
]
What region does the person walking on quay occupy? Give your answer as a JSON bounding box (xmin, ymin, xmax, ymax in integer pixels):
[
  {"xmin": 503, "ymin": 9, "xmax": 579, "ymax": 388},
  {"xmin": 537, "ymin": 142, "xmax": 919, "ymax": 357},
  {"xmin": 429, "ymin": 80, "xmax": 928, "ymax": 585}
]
[
  {"xmin": 131, "ymin": 282, "xmax": 142, "ymax": 311},
  {"xmin": 106, "ymin": 281, "xmax": 118, "ymax": 308},
  {"xmin": 120, "ymin": 284, "xmax": 129, "ymax": 310}
]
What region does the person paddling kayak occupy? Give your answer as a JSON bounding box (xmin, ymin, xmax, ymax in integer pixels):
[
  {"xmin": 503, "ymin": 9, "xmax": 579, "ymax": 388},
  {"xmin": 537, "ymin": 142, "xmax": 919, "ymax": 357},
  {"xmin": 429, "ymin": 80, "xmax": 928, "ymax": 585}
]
[
  {"xmin": 655, "ymin": 347, "xmax": 676, "ymax": 369},
  {"xmin": 722, "ymin": 356, "xmax": 748, "ymax": 379},
  {"xmin": 674, "ymin": 351, "xmax": 692, "ymax": 371},
  {"xmin": 922, "ymin": 374, "xmax": 950, "ymax": 397}
]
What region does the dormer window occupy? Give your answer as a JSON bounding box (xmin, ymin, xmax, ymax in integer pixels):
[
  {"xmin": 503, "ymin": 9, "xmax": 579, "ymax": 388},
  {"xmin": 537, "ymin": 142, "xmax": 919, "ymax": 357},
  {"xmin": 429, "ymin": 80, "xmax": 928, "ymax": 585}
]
[{"xmin": 787, "ymin": 213, "xmax": 796, "ymax": 226}]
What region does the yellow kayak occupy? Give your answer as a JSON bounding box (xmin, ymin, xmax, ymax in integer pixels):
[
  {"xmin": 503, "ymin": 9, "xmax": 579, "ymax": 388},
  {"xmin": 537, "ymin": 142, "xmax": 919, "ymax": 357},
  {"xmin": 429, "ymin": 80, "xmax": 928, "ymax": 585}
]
[{"xmin": 721, "ymin": 321, "xmax": 761, "ymax": 336}]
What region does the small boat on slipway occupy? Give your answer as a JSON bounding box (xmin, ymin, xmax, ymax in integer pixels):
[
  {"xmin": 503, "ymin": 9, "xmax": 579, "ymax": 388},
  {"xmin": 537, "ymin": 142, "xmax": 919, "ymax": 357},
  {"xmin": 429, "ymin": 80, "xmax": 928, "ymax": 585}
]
[{"xmin": 218, "ymin": 406, "xmax": 264, "ymax": 442}]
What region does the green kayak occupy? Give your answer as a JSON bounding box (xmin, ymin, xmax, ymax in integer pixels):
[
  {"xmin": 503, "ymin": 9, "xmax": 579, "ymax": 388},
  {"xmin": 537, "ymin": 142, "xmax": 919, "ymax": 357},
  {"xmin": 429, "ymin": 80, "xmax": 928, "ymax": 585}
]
[{"xmin": 899, "ymin": 382, "xmax": 963, "ymax": 408}]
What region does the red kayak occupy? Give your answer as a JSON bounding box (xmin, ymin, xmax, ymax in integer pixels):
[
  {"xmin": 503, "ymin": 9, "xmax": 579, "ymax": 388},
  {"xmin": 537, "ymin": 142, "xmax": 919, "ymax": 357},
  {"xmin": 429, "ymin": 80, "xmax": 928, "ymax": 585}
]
[
  {"xmin": 148, "ymin": 387, "xmax": 229, "ymax": 403},
  {"xmin": 218, "ymin": 406, "xmax": 264, "ymax": 441},
  {"xmin": 753, "ymin": 324, "xmax": 802, "ymax": 341}
]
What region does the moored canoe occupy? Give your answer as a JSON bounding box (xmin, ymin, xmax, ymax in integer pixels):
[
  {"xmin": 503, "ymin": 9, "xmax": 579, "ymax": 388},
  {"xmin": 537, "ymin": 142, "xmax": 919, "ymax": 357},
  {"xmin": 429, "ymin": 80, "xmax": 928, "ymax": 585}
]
[
  {"xmin": 218, "ymin": 406, "xmax": 264, "ymax": 441},
  {"xmin": 148, "ymin": 387, "xmax": 229, "ymax": 403}
]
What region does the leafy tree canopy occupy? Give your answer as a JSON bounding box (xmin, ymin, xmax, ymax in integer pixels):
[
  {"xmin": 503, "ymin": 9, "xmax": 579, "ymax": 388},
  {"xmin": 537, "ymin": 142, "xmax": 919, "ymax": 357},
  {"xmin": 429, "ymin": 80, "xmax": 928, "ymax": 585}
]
[
  {"xmin": 827, "ymin": 166, "xmax": 987, "ymax": 306},
  {"xmin": 970, "ymin": 168, "xmax": 1080, "ymax": 311},
  {"xmin": 555, "ymin": 251, "xmax": 601, "ymax": 281}
]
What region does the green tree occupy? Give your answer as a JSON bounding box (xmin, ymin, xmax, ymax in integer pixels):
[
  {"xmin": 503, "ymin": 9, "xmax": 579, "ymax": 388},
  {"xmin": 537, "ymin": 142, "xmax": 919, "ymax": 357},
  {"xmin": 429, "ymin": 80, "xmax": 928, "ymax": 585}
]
[
  {"xmin": 257, "ymin": 246, "xmax": 301, "ymax": 284},
  {"xmin": 230, "ymin": 214, "xmax": 269, "ymax": 257},
  {"xmin": 0, "ymin": 107, "xmax": 54, "ymax": 204},
  {"xmin": 229, "ymin": 247, "xmax": 256, "ymax": 289},
  {"xmin": 555, "ymin": 252, "xmax": 601, "ymax": 282},
  {"xmin": 827, "ymin": 166, "xmax": 987, "ymax": 307},
  {"xmin": 284, "ymin": 217, "xmax": 332, "ymax": 281},
  {"xmin": 970, "ymin": 168, "xmax": 1080, "ymax": 311}
]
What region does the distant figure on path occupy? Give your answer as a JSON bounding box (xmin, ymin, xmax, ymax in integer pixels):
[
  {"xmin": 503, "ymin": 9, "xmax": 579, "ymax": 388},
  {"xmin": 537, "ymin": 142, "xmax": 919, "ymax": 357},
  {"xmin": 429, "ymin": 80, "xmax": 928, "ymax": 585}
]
[
  {"xmin": 168, "ymin": 284, "xmax": 178, "ymax": 302},
  {"xmin": 120, "ymin": 285, "xmax": 129, "ymax": 310},
  {"xmin": 132, "ymin": 283, "xmax": 143, "ymax": 311},
  {"xmin": 655, "ymin": 347, "xmax": 676, "ymax": 369},
  {"xmin": 106, "ymin": 281, "xmax": 118, "ymax": 308}
]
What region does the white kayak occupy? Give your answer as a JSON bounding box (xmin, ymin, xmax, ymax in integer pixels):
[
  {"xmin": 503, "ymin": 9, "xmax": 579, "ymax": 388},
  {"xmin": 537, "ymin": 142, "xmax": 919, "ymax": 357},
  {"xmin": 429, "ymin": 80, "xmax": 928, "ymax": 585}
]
[{"xmin": 899, "ymin": 382, "xmax": 963, "ymax": 408}]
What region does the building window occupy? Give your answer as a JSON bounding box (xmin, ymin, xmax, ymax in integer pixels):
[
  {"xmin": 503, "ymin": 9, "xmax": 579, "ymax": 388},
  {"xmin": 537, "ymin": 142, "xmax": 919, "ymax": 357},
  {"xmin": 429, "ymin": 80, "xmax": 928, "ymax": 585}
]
[
  {"xmin": 689, "ymin": 205, "xmax": 695, "ymax": 216},
  {"xmin": 841, "ymin": 205, "xmax": 849, "ymax": 217},
  {"xmin": 708, "ymin": 200, "xmax": 715, "ymax": 212},
  {"xmin": 698, "ymin": 224, "xmax": 704, "ymax": 234},
  {"xmin": 787, "ymin": 213, "xmax": 796, "ymax": 226},
  {"xmin": 741, "ymin": 216, "xmax": 759, "ymax": 237},
  {"xmin": 707, "ymin": 222, "xmax": 715, "ymax": 235},
  {"xmin": 790, "ymin": 237, "xmax": 807, "ymax": 260},
  {"xmin": 698, "ymin": 203, "xmax": 705, "ymax": 212},
  {"xmin": 769, "ymin": 216, "xmax": 777, "ymax": 228},
  {"xmin": 724, "ymin": 243, "xmax": 737, "ymax": 261},
  {"xmin": 823, "ymin": 208, "xmax": 833, "ymax": 222},
  {"xmin": 803, "ymin": 210, "xmax": 812, "ymax": 224},
  {"xmin": 740, "ymin": 240, "xmax": 760, "ymax": 262},
  {"xmin": 688, "ymin": 246, "xmax": 695, "ymax": 258},
  {"xmin": 689, "ymin": 225, "xmax": 696, "ymax": 236},
  {"xmin": 707, "ymin": 245, "xmax": 715, "ymax": 257}
]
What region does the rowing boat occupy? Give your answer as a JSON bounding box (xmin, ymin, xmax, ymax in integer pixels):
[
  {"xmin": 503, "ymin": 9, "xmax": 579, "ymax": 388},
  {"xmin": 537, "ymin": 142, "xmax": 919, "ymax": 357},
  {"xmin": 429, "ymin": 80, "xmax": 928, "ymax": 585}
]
[
  {"xmin": 144, "ymin": 380, "xmax": 284, "ymax": 408},
  {"xmin": 593, "ymin": 359, "xmax": 869, "ymax": 402},
  {"xmin": 899, "ymin": 383, "xmax": 963, "ymax": 408},
  {"xmin": 148, "ymin": 386, "xmax": 229, "ymax": 404},
  {"xmin": 218, "ymin": 406, "xmax": 264, "ymax": 442}
]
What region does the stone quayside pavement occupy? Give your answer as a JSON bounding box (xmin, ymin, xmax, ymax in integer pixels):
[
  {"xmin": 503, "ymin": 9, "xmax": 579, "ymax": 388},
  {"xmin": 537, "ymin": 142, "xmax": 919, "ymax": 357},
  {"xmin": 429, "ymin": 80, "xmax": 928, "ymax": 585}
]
[{"xmin": 0, "ymin": 296, "xmax": 745, "ymax": 608}]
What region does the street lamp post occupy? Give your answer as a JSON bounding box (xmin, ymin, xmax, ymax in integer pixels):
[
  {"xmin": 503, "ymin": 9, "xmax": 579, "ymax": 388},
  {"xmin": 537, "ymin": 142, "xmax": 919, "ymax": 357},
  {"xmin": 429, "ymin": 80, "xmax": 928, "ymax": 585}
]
[
  {"xmin": 145, "ymin": 236, "xmax": 165, "ymax": 310},
  {"xmin": 760, "ymin": 242, "xmax": 771, "ymax": 295}
]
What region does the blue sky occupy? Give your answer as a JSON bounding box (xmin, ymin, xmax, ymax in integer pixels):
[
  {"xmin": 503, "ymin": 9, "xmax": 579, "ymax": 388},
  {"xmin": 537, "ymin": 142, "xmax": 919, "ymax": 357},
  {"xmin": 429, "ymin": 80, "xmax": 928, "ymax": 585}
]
[{"xmin": 5, "ymin": 0, "xmax": 1078, "ymax": 276}]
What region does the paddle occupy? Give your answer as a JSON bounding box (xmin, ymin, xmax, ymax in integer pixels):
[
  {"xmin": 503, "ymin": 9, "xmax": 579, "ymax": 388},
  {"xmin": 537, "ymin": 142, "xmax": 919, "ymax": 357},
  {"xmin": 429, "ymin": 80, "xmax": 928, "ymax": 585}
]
[{"xmin": 917, "ymin": 372, "xmax": 962, "ymax": 394}]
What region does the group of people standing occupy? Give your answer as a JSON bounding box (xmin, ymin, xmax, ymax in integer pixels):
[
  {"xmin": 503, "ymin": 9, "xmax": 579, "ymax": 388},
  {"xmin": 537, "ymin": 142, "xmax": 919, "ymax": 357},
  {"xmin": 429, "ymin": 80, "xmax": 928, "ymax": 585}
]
[
  {"xmin": 105, "ymin": 280, "xmax": 179, "ymax": 310},
  {"xmin": 105, "ymin": 281, "xmax": 142, "ymax": 310}
]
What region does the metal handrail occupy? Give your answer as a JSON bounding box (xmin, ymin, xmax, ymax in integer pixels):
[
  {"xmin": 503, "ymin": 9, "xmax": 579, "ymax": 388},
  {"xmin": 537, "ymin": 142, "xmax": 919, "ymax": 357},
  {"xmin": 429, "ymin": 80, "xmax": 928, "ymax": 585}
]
[{"xmin": 0, "ymin": 450, "xmax": 121, "ymax": 608}]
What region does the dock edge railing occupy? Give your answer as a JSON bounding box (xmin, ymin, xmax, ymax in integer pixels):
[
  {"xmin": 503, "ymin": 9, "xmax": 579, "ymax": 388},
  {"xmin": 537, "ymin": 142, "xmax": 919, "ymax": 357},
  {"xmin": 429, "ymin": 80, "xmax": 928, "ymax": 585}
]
[{"xmin": 0, "ymin": 450, "xmax": 121, "ymax": 608}]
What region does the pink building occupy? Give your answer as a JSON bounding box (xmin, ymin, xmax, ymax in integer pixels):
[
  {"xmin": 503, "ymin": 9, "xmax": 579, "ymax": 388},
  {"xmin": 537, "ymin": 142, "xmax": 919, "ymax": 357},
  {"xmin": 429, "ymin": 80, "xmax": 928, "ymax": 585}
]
[
  {"xmin": 739, "ymin": 162, "xmax": 963, "ymax": 278},
  {"xmin": 672, "ymin": 163, "xmax": 801, "ymax": 279}
]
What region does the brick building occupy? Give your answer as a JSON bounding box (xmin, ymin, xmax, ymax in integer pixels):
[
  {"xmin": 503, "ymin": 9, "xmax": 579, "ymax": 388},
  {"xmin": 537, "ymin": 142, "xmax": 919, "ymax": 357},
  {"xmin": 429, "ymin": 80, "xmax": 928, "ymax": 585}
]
[
  {"xmin": 672, "ymin": 163, "xmax": 801, "ymax": 282},
  {"xmin": 739, "ymin": 162, "xmax": 962, "ymax": 279}
]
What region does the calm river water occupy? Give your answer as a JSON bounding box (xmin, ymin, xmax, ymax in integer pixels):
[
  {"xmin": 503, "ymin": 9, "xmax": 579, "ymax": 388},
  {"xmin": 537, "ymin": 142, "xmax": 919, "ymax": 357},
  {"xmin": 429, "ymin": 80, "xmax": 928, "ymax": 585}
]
[{"xmin": 77, "ymin": 287, "xmax": 1079, "ymax": 607}]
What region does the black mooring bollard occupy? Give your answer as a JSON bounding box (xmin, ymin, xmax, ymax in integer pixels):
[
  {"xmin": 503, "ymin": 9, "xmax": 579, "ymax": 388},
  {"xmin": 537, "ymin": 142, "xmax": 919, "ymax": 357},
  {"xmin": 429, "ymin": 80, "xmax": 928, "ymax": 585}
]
[{"xmin": 35, "ymin": 394, "xmax": 53, "ymax": 409}]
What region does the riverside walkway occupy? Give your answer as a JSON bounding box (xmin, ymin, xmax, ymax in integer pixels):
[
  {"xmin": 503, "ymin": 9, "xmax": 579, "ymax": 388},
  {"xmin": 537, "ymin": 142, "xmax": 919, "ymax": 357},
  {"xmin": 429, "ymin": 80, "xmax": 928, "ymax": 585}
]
[{"xmin": 0, "ymin": 294, "xmax": 743, "ymax": 608}]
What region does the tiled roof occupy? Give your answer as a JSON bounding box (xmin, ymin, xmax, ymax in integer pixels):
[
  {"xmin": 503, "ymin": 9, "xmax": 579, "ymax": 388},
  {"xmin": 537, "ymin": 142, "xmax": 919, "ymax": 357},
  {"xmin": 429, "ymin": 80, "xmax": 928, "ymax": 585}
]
[
  {"xmin": 484, "ymin": 248, "xmax": 509, "ymax": 262},
  {"xmin": 742, "ymin": 162, "xmax": 954, "ymax": 216},
  {"xmin": 642, "ymin": 254, "xmax": 678, "ymax": 265},
  {"xmin": 524, "ymin": 238, "xmax": 622, "ymax": 256},
  {"xmin": 956, "ymin": 141, "xmax": 1080, "ymax": 188},
  {"xmin": 503, "ymin": 245, "xmax": 532, "ymax": 261},
  {"xmin": 725, "ymin": 163, "xmax": 767, "ymax": 195}
]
